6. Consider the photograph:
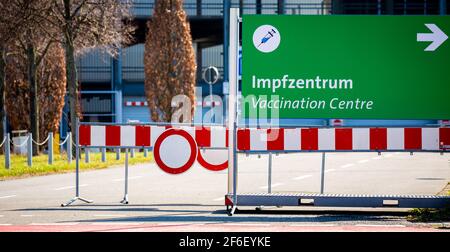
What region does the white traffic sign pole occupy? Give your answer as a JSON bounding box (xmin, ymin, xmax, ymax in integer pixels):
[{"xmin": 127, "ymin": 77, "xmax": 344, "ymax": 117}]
[
  {"xmin": 203, "ymin": 66, "xmax": 220, "ymax": 124},
  {"xmin": 227, "ymin": 8, "xmax": 239, "ymax": 215},
  {"xmin": 210, "ymin": 82, "xmax": 214, "ymax": 123}
]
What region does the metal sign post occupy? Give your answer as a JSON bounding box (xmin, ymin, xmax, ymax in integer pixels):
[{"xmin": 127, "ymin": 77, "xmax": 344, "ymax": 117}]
[
  {"xmin": 203, "ymin": 66, "xmax": 220, "ymax": 123},
  {"xmin": 227, "ymin": 8, "xmax": 240, "ymax": 216}
]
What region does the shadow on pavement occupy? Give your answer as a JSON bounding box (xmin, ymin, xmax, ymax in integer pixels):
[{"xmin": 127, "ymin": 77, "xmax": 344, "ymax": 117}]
[
  {"xmin": 66, "ymin": 213, "xmax": 403, "ymax": 225},
  {"xmin": 14, "ymin": 205, "xmax": 218, "ymax": 214},
  {"xmin": 14, "ymin": 203, "xmax": 410, "ymax": 225}
]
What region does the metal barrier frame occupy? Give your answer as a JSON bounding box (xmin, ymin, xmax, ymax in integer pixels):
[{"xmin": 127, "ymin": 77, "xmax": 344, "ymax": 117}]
[
  {"xmin": 224, "ymin": 8, "xmax": 450, "ymax": 215},
  {"xmin": 61, "ymin": 119, "xmax": 229, "ymax": 207},
  {"xmin": 61, "ymin": 118, "xmax": 94, "ymax": 207},
  {"xmin": 61, "ymin": 8, "xmax": 450, "ymax": 211}
]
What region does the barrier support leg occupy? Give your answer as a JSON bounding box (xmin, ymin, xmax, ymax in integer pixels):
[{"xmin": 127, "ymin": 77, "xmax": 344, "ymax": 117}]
[
  {"xmin": 120, "ymin": 148, "xmax": 129, "ymax": 204},
  {"xmin": 61, "ymin": 119, "xmax": 93, "ymax": 207},
  {"xmin": 229, "ymin": 205, "xmax": 237, "ymax": 216},
  {"xmin": 255, "ymin": 152, "xmax": 277, "ymax": 211},
  {"xmin": 61, "ymin": 147, "xmax": 93, "ymax": 206},
  {"xmin": 320, "ymin": 152, "xmax": 326, "ymax": 194},
  {"xmin": 268, "ymin": 152, "xmax": 272, "ymax": 194},
  {"xmin": 85, "ymin": 148, "xmax": 90, "ymax": 163}
]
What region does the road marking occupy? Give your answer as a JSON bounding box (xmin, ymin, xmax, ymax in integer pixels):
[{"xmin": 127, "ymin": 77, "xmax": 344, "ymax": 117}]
[
  {"xmin": 0, "ymin": 224, "xmax": 11, "ymax": 226},
  {"xmin": 54, "ymin": 184, "xmax": 87, "ymax": 191},
  {"xmin": 358, "ymin": 159, "xmax": 369, "ymax": 164},
  {"xmin": 259, "ymin": 183, "xmax": 283, "ymax": 189},
  {"xmin": 212, "ymin": 197, "xmax": 224, "ymax": 201},
  {"xmin": 324, "ymin": 169, "xmax": 336, "ymax": 173},
  {"xmin": 20, "ymin": 215, "xmax": 33, "ymax": 217},
  {"xmin": 372, "ymin": 156, "xmax": 382, "ymax": 160},
  {"xmin": 0, "ymin": 195, "xmax": 16, "ymax": 199},
  {"xmin": 0, "ymin": 215, "xmax": 4, "ymax": 218},
  {"xmin": 113, "ymin": 176, "xmax": 142, "ymax": 182},
  {"xmin": 93, "ymin": 214, "xmax": 127, "ymax": 218},
  {"xmin": 355, "ymin": 224, "xmax": 405, "ymax": 227},
  {"xmin": 292, "ymin": 175, "xmax": 313, "ymax": 180},
  {"xmin": 340, "ymin": 163, "xmax": 354, "ymax": 168},
  {"xmin": 385, "ymin": 154, "xmax": 394, "ymax": 158}
]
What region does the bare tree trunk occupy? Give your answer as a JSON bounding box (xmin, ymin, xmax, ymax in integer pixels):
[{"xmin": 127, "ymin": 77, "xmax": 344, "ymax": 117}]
[
  {"xmin": 66, "ymin": 43, "xmax": 78, "ymax": 158},
  {"xmin": 0, "ymin": 45, "xmax": 5, "ymax": 155},
  {"xmin": 64, "ymin": 0, "xmax": 78, "ymax": 158},
  {"xmin": 26, "ymin": 39, "xmax": 39, "ymax": 156}
]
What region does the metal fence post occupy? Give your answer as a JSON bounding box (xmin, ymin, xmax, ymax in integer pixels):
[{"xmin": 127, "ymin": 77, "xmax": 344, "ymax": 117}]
[
  {"xmin": 85, "ymin": 148, "xmax": 90, "ymax": 163},
  {"xmin": 144, "ymin": 148, "xmax": 148, "ymax": 158},
  {"xmin": 27, "ymin": 133, "xmax": 32, "ymax": 167},
  {"xmin": 67, "ymin": 132, "xmax": 72, "ymax": 164},
  {"xmin": 5, "ymin": 133, "xmax": 10, "ymax": 169},
  {"xmin": 130, "ymin": 148, "xmax": 135, "ymax": 158},
  {"xmin": 48, "ymin": 132, "xmax": 53, "ymax": 165},
  {"xmin": 116, "ymin": 148, "xmax": 120, "ymax": 160},
  {"xmin": 101, "ymin": 148, "xmax": 106, "ymax": 162}
]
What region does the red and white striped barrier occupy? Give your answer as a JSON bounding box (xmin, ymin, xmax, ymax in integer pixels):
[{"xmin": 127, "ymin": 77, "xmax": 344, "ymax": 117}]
[
  {"xmin": 79, "ymin": 125, "xmax": 167, "ymax": 147},
  {"xmin": 79, "ymin": 125, "xmax": 229, "ymax": 173},
  {"xmin": 196, "ymin": 101, "xmax": 222, "ymax": 106},
  {"xmin": 78, "ymin": 125, "xmax": 449, "ymax": 174},
  {"xmin": 79, "ymin": 125, "xmax": 450, "ymax": 151},
  {"xmin": 79, "ymin": 125, "xmax": 228, "ymax": 148},
  {"xmin": 236, "ymin": 128, "xmax": 450, "ymax": 151},
  {"xmin": 124, "ymin": 101, "xmax": 148, "ymax": 106}
]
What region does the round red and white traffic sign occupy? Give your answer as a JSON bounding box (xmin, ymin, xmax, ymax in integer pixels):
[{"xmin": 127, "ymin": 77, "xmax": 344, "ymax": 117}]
[
  {"xmin": 197, "ymin": 148, "xmax": 228, "ymax": 171},
  {"xmin": 153, "ymin": 128, "xmax": 197, "ymax": 174}
]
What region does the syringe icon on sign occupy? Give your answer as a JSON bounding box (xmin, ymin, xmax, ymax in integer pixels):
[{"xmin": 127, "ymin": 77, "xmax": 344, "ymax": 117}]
[{"xmin": 257, "ymin": 29, "xmax": 277, "ymax": 48}]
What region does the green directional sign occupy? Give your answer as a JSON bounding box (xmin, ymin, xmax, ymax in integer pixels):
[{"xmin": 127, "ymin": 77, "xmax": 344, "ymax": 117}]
[{"xmin": 241, "ymin": 15, "xmax": 450, "ymax": 120}]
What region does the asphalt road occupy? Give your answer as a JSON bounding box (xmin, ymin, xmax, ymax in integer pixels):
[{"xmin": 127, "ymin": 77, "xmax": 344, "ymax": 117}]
[{"xmin": 0, "ymin": 152, "xmax": 449, "ymax": 231}]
